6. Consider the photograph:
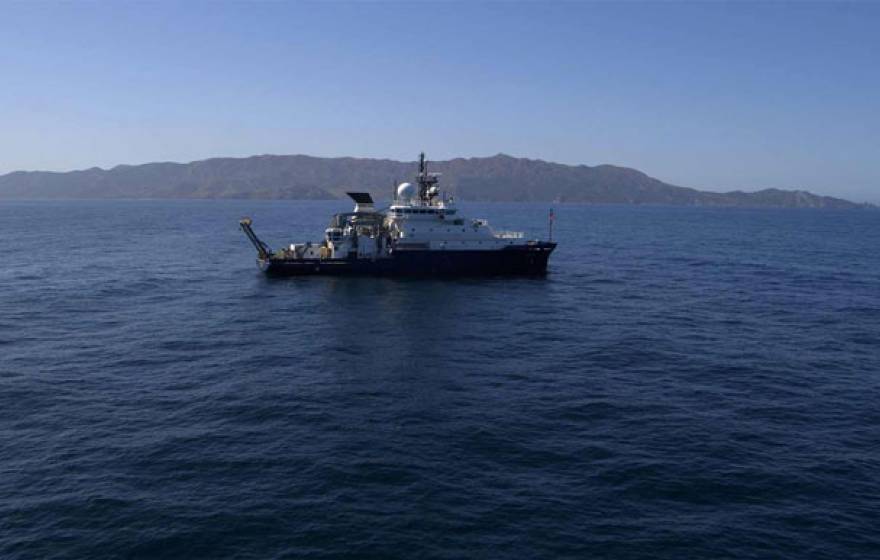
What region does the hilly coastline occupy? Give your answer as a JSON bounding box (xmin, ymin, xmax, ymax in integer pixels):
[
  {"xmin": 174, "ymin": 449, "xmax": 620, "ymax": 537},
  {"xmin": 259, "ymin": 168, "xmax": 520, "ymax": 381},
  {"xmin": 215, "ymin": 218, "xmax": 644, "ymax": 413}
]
[{"xmin": 0, "ymin": 154, "xmax": 868, "ymax": 209}]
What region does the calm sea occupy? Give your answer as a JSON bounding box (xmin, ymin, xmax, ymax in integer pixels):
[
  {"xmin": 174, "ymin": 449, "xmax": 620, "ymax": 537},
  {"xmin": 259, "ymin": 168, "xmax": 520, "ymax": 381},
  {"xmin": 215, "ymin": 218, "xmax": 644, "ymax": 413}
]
[{"xmin": 1, "ymin": 200, "xmax": 879, "ymax": 559}]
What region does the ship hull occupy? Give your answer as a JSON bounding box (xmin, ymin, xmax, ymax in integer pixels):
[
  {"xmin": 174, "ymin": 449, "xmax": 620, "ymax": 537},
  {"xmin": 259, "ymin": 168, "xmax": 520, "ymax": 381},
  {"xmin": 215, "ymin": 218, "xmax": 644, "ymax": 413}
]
[{"xmin": 258, "ymin": 243, "xmax": 557, "ymax": 277}]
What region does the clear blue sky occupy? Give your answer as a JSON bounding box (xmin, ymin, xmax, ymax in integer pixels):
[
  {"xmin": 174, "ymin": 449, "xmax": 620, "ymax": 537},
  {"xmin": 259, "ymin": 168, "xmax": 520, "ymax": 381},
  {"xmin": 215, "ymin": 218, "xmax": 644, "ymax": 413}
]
[{"xmin": 1, "ymin": 1, "xmax": 878, "ymax": 202}]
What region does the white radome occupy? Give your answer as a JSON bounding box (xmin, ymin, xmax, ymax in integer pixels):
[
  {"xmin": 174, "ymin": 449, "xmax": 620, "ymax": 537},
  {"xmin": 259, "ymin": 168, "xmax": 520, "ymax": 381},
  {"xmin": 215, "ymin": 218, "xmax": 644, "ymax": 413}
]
[{"xmin": 396, "ymin": 182, "xmax": 415, "ymax": 200}]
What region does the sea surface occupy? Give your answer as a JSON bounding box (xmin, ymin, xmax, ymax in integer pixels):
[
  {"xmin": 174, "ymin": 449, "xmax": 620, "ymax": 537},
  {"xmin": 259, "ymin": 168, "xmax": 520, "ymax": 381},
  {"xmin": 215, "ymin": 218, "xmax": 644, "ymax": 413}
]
[{"xmin": 1, "ymin": 200, "xmax": 879, "ymax": 559}]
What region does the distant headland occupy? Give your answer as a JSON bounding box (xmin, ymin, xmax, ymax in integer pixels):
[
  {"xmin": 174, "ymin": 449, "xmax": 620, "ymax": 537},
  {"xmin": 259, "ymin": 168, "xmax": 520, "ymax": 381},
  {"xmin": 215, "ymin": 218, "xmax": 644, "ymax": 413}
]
[{"xmin": 0, "ymin": 153, "xmax": 871, "ymax": 208}]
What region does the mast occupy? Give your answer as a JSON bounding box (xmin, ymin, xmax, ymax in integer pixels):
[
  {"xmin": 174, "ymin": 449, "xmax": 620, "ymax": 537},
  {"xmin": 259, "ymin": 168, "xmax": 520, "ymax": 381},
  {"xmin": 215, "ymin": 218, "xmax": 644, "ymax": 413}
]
[
  {"xmin": 417, "ymin": 152, "xmax": 427, "ymax": 201},
  {"xmin": 416, "ymin": 151, "xmax": 438, "ymax": 204}
]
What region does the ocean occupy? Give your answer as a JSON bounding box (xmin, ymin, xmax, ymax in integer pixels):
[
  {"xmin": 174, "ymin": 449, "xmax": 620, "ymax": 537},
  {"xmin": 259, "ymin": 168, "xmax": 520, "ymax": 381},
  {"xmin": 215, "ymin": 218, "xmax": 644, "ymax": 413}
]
[{"xmin": 1, "ymin": 200, "xmax": 878, "ymax": 559}]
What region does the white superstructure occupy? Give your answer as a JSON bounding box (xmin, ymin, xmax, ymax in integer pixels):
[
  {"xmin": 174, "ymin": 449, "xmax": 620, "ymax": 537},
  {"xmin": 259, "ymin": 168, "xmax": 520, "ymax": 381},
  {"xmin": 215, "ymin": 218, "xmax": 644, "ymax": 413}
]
[{"xmin": 315, "ymin": 153, "xmax": 529, "ymax": 259}]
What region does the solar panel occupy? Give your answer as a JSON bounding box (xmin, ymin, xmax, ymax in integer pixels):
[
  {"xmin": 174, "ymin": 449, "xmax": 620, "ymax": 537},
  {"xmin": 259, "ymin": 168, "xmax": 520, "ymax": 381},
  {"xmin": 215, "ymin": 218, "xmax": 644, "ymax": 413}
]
[{"xmin": 346, "ymin": 192, "xmax": 373, "ymax": 204}]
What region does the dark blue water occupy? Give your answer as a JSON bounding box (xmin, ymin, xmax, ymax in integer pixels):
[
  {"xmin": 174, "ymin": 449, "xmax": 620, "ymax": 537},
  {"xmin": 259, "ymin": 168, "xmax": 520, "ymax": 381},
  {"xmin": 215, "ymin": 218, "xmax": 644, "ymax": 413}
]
[{"xmin": 2, "ymin": 200, "xmax": 879, "ymax": 559}]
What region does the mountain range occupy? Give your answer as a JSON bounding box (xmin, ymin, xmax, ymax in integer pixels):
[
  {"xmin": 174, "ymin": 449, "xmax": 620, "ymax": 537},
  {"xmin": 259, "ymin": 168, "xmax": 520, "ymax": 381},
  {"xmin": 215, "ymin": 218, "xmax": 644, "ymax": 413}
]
[{"xmin": 0, "ymin": 154, "xmax": 869, "ymax": 208}]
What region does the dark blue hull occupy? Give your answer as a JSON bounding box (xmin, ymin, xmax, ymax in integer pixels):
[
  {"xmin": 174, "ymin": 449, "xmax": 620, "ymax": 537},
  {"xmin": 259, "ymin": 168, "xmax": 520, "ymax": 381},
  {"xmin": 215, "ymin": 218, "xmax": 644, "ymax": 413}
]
[{"xmin": 259, "ymin": 243, "xmax": 557, "ymax": 277}]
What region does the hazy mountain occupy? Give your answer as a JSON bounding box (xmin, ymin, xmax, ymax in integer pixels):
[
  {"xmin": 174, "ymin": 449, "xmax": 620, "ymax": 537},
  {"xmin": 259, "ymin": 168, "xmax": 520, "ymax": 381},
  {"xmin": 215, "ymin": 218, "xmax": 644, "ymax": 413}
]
[{"xmin": 0, "ymin": 154, "xmax": 869, "ymax": 208}]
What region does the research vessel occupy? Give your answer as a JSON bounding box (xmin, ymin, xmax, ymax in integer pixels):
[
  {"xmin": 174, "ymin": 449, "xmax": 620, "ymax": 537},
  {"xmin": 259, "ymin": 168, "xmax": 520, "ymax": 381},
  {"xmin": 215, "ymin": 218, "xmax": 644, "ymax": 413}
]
[{"xmin": 240, "ymin": 153, "xmax": 556, "ymax": 276}]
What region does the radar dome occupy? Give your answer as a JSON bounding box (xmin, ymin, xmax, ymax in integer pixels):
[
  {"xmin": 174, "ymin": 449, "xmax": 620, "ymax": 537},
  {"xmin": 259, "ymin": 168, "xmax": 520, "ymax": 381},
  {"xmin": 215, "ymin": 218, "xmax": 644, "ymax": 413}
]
[{"xmin": 396, "ymin": 182, "xmax": 415, "ymax": 200}]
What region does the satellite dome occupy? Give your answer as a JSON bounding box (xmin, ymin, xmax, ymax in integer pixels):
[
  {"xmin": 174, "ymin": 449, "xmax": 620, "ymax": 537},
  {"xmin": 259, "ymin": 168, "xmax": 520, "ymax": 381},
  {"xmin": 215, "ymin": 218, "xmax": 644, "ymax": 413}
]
[{"xmin": 396, "ymin": 182, "xmax": 415, "ymax": 200}]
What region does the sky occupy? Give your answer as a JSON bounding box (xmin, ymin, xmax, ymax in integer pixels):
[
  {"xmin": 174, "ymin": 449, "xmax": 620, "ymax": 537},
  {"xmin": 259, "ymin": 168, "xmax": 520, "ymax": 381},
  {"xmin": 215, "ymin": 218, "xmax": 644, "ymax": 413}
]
[{"xmin": 1, "ymin": 1, "xmax": 878, "ymax": 202}]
